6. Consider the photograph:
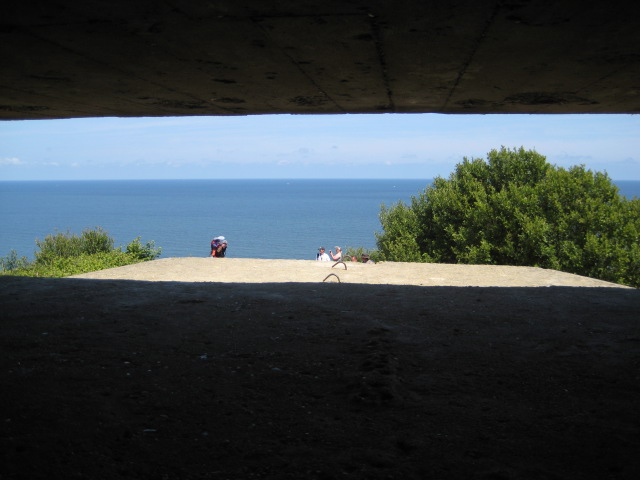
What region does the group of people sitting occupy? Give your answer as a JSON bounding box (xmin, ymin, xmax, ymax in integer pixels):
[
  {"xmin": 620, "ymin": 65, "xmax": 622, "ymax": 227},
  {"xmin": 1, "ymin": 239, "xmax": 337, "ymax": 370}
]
[
  {"xmin": 210, "ymin": 238, "xmax": 372, "ymax": 263},
  {"xmin": 316, "ymin": 246, "xmax": 373, "ymax": 263},
  {"xmin": 210, "ymin": 236, "xmax": 228, "ymax": 258}
]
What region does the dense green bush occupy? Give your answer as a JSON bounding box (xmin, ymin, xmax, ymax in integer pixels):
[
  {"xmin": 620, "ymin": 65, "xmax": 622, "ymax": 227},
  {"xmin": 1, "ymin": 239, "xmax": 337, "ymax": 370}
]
[
  {"xmin": 34, "ymin": 227, "xmax": 114, "ymax": 265},
  {"xmin": 376, "ymin": 147, "xmax": 640, "ymax": 287},
  {"xmin": 0, "ymin": 250, "xmax": 30, "ymax": 271},
  {"xmin": 126, "ymin": 237, "xmax": 162, "ymax": 261},
  {"xmin": 1, "ymin": 227, "xmax": 162, "ymax": 278},
  {"xmin": 7, "ymin": 251, "xmax": 143, "ymax": 278}
]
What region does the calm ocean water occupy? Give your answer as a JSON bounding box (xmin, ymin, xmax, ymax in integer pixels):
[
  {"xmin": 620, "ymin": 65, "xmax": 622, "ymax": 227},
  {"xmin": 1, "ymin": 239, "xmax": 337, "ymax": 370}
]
[
  {"xmin": 0, "ymin": 179, "xmax": 433, "ymax": 260},
  {"xmin": 1, "ymin": 179, "xmax": 638, "ymax": 261}
]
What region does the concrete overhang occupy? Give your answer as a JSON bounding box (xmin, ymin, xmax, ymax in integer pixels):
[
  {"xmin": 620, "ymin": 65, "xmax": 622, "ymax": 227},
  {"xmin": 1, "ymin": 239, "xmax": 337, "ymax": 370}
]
[{"xmin": 2, "ymin": 0, "xmax": 640, "ymax": 120}]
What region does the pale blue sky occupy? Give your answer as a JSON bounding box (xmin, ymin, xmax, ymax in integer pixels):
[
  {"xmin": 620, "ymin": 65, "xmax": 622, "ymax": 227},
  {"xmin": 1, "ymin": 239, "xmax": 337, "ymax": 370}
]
[{"xmin": 1, "ymin": 114, "xmax": 639, "ymax": 180}]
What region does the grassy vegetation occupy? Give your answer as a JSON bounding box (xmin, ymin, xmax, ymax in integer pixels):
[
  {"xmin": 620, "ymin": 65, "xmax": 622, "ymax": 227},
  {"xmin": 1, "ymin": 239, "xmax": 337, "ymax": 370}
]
[{"xmin": 1, "ymin": 227, "xmax": 161, "ymax": 278}]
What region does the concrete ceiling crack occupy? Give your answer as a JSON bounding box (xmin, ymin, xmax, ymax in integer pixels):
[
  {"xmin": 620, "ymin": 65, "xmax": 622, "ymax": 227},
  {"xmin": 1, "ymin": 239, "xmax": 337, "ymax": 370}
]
[
  {"xmin": 441, "ymin": 3, "xmax": 501, "ymax": 112},
  {"xmin": 369, "ymin": 17, "xmax": 394, "ymax": 112}
]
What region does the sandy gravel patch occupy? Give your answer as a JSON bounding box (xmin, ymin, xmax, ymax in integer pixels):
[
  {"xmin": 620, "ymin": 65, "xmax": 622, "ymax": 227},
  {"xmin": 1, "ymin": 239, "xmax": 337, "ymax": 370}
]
[{"xmin": 70, "ymin": 257, "xmax": 628, "ymax": 288}]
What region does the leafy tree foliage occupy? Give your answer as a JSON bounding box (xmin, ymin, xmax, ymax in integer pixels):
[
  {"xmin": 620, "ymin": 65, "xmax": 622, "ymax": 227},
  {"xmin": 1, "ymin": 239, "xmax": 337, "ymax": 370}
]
[
  {"xmin": 34, "ymin": 227, "xmax": 114, "ymax": 264},
  {"xmin": 376, "ymin": 147, "xmax": 640, "ymax": 287},
  {"xmin": 1, "ymin": 227, "xmax": 161, "ymax": 278},
  {"xmin": 126, "ymin": 237, "xmax": 162, "ymax": 260},
  {"xmin": 0, "ymin": 250, "xmax": 30, "ymax": 271}
]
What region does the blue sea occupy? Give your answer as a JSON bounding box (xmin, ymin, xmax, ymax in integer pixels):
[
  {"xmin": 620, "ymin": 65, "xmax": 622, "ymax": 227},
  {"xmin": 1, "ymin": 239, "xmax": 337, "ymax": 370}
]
[
  {"xmin": 0, "ymin": 179, "xmax": 433, "ymax": 261},
  {"xmin": 1, "ymin": 179, "xmax": 639, "ymax": 261}
]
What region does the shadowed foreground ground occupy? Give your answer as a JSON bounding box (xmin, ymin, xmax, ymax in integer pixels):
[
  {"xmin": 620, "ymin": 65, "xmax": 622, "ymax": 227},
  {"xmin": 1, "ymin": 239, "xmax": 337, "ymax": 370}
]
[{"xmin": 1, "ymin": 259, "xmax": 639, "ymax": 479}]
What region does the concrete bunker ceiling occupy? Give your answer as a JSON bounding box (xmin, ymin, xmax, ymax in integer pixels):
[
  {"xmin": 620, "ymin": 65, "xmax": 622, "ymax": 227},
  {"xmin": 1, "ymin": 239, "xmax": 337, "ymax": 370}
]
[{"xmin": 1, "ymin": 0, "xmax": 639, "ymax": 120}]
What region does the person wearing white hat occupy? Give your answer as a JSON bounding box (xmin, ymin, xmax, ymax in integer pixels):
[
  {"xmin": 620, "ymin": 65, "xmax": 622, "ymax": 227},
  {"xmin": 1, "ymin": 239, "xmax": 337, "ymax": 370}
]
[{"xmin": 210, "ymin": 236, "xmax": 228, "ymax": 257}]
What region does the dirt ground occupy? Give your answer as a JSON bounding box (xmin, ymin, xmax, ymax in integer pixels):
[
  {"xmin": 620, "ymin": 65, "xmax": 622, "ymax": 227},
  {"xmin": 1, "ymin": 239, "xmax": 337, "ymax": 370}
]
[{"xmin": 1, "ymin": 258, "xmax": 639, "ymax": 479}]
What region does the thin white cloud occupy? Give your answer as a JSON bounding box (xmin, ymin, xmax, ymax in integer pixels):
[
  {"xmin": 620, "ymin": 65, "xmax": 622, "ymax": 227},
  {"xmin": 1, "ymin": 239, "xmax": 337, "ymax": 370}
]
[
  {"xmin": 2, "ymin": 114, "xmax": 639, "ymax": 179},
  {"xmin": 0, "ymin": 157, "xmax": 23, "ymax": 165}
]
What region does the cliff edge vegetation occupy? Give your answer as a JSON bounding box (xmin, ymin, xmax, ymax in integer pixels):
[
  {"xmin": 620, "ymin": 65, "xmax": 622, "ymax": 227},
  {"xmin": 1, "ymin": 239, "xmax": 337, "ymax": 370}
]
[{"xmin": 0, "ymin": 227, "xmax": 161, "ymax": 278}]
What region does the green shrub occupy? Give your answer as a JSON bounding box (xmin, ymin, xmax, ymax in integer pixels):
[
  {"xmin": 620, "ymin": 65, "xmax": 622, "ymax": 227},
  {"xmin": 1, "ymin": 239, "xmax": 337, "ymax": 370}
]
[
  {"xmin": 80, "ymin": 227, "xmax": 115, "ymax": 254},
  {"xmin": 34, "ymin": 227, "xmax": 114, "ymax": 264},
  {"xmin": 376, "ymin": 147, "xmax": 640, "ymax": 287},
  {"xmin": 0, "ymin": 250, "xmax": 31, "ymax": 272},
  {"xmin": 7, "ymin": 251, "xmax": 144, "ymax": 278},
  {"xmin": 126, "ymin": 237, "xmax": 162, "ymax": 260},
  {"xmin": 2, "ymin": 227, "xmax": 162, "ymax": 278},
  {"xmin": 34, "ymin": 230, "xmax": 84, "ymax": 263}
]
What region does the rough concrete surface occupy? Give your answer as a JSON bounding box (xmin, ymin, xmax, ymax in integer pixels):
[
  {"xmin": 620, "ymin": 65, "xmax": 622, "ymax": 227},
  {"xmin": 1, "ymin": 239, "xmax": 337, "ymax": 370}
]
[
  {"xmin": 3, "ymin": 1, "xmax": 640, "ymax": 119},
  {"xmin": 1, "ymin": 259, "xmax": 639, "ymax": 479},
  {"xmin": 69, "ymin": 257, "xmax": 631, "ymax": 288}
]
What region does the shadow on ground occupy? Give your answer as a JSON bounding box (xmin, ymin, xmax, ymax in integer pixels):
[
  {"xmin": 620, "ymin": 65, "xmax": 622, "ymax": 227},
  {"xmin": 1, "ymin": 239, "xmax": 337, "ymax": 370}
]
[{"xmin": 1, "ymin": 277, "xmax": 639, "ymax": 479}]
